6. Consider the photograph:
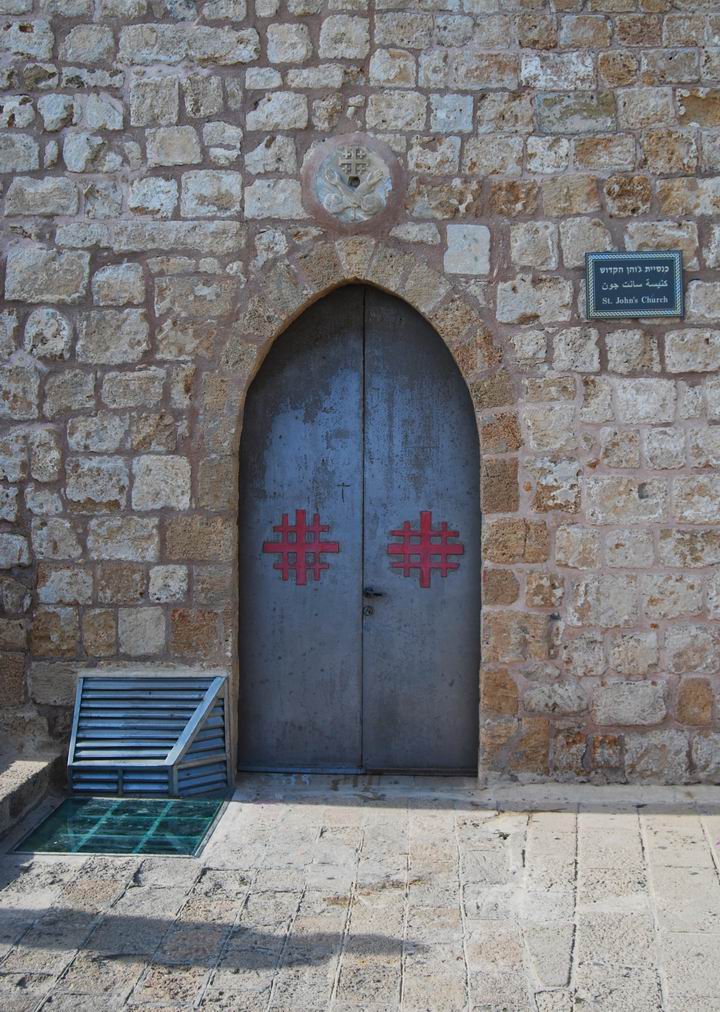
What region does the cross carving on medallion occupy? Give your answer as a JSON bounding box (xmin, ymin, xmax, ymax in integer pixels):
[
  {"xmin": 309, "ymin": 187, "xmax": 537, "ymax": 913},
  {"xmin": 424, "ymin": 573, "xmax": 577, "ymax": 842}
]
[{"xmin": 338, "ymin": 146, "xmax": 370, "ymax": 187}]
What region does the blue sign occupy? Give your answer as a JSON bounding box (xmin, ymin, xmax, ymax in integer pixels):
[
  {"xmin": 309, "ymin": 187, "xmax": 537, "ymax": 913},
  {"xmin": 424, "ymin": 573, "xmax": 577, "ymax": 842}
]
[{"xmin": 586, "ymin": 250, "xmax": 684, "ymax": 320}]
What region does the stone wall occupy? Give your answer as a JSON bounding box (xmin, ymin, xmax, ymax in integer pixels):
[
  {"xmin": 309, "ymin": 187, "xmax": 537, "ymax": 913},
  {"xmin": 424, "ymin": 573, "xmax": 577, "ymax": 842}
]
[{"xmin": 0, "ymin": 0, "xmax": 719, "ymax": 782}]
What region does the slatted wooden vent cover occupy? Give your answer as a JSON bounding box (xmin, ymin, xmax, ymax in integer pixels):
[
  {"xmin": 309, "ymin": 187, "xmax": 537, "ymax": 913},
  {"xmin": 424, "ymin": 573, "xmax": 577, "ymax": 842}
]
[{"xmin": 67, "ymin": 674, "xmax": 231, "ymax": 797}]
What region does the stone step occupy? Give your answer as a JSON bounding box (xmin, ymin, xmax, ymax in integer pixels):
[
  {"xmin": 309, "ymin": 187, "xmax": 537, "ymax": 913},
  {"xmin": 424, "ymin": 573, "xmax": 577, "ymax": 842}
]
[{"xmin": 0, "ymin": 752, "xmax": 65, "ymax": 840}]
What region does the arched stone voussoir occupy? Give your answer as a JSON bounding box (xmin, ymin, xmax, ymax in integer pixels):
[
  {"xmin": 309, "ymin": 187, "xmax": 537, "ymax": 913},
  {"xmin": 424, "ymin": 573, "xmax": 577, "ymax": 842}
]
[{"xmin": 218, "ymin": 242, "xmax": 513, "ymax": 456}]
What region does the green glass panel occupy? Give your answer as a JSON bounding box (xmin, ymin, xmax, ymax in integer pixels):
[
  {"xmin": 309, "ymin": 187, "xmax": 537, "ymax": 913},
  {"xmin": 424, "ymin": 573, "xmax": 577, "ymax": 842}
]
[{"xmin": 16, "ymin": 797, "xmax": 224, "ymax": 856}]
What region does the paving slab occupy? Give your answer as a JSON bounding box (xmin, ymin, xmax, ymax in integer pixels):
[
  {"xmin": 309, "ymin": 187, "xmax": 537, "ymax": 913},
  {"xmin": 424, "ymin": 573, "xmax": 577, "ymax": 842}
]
[{"xmin": 0, "ymin": 776, "xmax": 719, "ymax": 1011}]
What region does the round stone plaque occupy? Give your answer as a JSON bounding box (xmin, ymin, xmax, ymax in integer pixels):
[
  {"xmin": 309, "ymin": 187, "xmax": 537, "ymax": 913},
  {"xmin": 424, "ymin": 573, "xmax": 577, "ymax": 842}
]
[{"xmin": 301, "ymin": 133, "xmax": 403, "ymax": 232}]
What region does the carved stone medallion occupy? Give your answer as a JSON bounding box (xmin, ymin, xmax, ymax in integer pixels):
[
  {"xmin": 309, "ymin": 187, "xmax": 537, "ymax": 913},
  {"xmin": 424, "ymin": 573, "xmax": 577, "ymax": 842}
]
[{"xmin": 302, "ymin": 134, "xmax": 403, "ymax": 232}]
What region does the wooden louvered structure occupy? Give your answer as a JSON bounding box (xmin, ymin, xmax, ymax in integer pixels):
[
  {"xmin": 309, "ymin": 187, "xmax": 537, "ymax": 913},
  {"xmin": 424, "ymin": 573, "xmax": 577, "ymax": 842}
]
[{"xmin": 67, "ymin": 674, "xmax": 231, "ymax": 797}]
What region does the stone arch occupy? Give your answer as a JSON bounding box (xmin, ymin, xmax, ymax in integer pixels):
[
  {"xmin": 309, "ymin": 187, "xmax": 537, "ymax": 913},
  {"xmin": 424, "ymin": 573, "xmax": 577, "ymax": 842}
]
[
  {"xmin": 208, "ymin": 238, "xmax": 514, "ymax": 457},
  {"xmin": 204, "ymin": 239, "xmax": 521, "ymax": 777}
]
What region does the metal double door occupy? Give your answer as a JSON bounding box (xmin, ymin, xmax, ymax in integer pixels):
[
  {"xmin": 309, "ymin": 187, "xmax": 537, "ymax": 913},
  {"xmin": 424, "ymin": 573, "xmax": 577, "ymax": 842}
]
[{"xmin": 238, "ymin": 285, "xmax": 480, "ymax": 773}]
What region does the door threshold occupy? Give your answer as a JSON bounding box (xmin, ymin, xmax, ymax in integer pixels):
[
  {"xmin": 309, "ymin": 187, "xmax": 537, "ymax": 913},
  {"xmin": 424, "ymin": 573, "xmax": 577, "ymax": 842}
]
[{"xmin": 237, "ymin": 766, "xmax": 477, "ymax": 777}]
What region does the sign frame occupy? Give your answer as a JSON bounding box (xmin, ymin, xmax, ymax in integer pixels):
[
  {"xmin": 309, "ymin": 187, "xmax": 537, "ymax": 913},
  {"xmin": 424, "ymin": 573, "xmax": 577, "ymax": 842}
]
[{"xmin": 585, "ymin": 250, "xmax": 684, "ymax": 320}]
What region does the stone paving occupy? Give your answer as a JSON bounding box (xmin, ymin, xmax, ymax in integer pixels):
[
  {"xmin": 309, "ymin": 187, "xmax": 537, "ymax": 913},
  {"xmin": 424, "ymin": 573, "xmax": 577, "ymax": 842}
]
[{"xmin": 2, "ymin": 776, "xmax": 720, "ymax": 1011}]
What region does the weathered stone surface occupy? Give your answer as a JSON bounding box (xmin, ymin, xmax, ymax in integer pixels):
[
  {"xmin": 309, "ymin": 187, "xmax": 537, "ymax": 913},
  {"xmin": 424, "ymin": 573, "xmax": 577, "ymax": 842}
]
[
  {"xmin": 87, "ymin": 517, "xmax": 159, "ymax": 561},
  {"xmin": 76, "ymin": 310, "xmax": 149, "ymax": 364},
  {"xmin": 497, "ymin": 275, "xmax": 573, "ymax": 325},
  {"xmin": 444, "ymin": 224, "xmax": 490, "ymax": 275},
  {"xmin": 131, "ymin": 456, "xmax": 191, "ymax": 511},
  {"xmin": 5, "ymin": 246, "xmax": 89, "ymax": 304},
  {"xmin": 65, "ymin": 455, "xmax": 129, "ymax": 513},
  {"xmin": 5, "ymin": 176, "xmax": 78, "ymax": 216},
  {"xmin": 24, "ymin": 309, "xmax": 72, "ymax": 360}
]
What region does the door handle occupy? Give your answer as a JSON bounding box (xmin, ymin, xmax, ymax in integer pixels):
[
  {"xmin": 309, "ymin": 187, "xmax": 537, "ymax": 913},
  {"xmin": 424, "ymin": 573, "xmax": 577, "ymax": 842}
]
[{"xmin": 363, "ymin": 587, "xmax": 385, "ymax": 598}]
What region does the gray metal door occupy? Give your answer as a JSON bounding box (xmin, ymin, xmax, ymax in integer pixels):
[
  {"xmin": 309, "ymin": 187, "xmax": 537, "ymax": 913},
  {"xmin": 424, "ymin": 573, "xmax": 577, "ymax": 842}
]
[{"xmin": 239, "ymin": 285, "xmax": 480, "ymax": 773}]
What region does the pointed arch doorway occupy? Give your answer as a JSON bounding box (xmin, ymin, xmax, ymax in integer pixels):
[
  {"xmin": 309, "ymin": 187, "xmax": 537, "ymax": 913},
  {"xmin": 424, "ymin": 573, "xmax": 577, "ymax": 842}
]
[{"xmin": 238, "ymin": 285, "xmax": 481, "ymax": 774}]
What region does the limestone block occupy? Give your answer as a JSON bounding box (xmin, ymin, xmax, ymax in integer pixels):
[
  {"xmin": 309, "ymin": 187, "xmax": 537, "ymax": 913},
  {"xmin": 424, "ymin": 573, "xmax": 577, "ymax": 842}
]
[
  {"xmin": 183, "ymin": 75, "xmax": 223, "ymax": 119},
  {"xmin": 130, "ymin": 75, "xmax": 179, "ymax": 127},
  {"xmin": 625, "ymin": 220, "xmax": 699, "ymax": 270},
  {"xmin": 62, "ymin": 132, "xmax": 105, "ymax": 172},
  {"xmin": 0, "ymin": 486, "xmax": 17, "ymax": 521},
  {"xmin": 658, "ymin": 529, "xmax": 720, "ymax": 568},
  {"xmin": 367, "ymin": 92, "xmax": 426, "ymax": 131},
  {"xmin": 408, "ymin": 136, "xmax": 460, "ymax": 175},
  {"xmin": 77, "ymin": 309, "xmax": 149, "ymax": 364},
  {"xmin": 24, "ymin": 308, "xmax": 72, "ymax": 360},
  {"xmin": 593, "ymin": 682, "xmax": 666, "ymax": 726},
  {"xmin": 528, "ymin": 458, "xmax": 581, "ymax": 513},
  {"xmin": 614, "ymin": 379, "xmax": 676, "ymax": 424},
  {"xmin": 559, "ymin": 217, "xmax": 612, "ymax": 269},
  {"xmin": 537, "ymin": 92, "xmax": 616, "ymax": 134},
  {"xmin": 600, "ymin": 428, "xmax": 640, "ymax": 469},
  {"xmin": 496, "ymin": 275, "xmax": 573, "ymax": 325},
  {"xmin": 65, "ymin": 455, "xmax": 129, "ymax": 513},
  {"xmin": 677, "ymin": 678, "xmax": 713, "ymax": 725},
  {"xmin": 87, "ymin": 516, "xmax": 159, "ymax": 561},
  {"xmin": 0, "ymin": 19, "xmax": 53, "ymax": 59},
  {"xmin": 0, "ymin": 134, "xmax": 38, "ymax": 172},
  {"xmin": 665, "ymin": 624, "xmax": 720, "ymax": 674},
  {"xmin": 568, "ymin": 573, "xmax": 640, "ymax": 628},
  {"xmin": 510, "ymin": 222, "xmax": 558, "ymax": 270},
  {"xmin": 430, "ymin": 94, "xmax": 473, "ymax": 133},
  {"xmin": 555, "ymin": 526, "xmax": 600, "ymax": 569},
  {"xmin": 523, "ymin": 404, "xmax": 577, "ymax": 453},
  {"xmin": 267, "ymin": 23, "xmax": 311, "ymax": 63},
  {"xmin": 154, "ymin": 276, "xmax": 235, "ymax": 319},
  {"xmin": 37, "ymin": 565, "xmax": 92, "ymax": 605},
  {"xmin": 82, "ymin": 608, "xmax": 116, "ymax": 657},
  {"xmin": 5, "ymin": 246, "xmax": 89, "ymax": 304},
  {"xmin": 118, "ymin": 607, "xmax": 165, "ymax": 656},
  {"xmin": 5, "ymin": 176, "xmax": 78, "ymax": 216},
  {"xmin": 60, "ymin": 25, "xmax": 115, "ymax": 64},
  {"xmin": 444, "ymin": 225, "xmax": 490, "ymax": 275},
  {"xmin": 464, "ymin": 136, "xmax": 523, "ymax": 177},
  {"xmin": 688, "ymin": 427, "xmax": 720, "ymax": 469},
  {"xmin": 606, "ymin": 330, "xmax": 660, "ymax": 374},
  {"xmin": 521, "ymin": 52, "xmax": 595, "ymax": 91},
  {"xmin": 0, "ymin": 361, "xmax": 39, "ymax": 420},
  {"xmin": 524, "ymin": 683, "xmax": 588, "ymax": 715},
  {"xmin": 605, "ymin": 174, "xmax": 653, "ymax": 217},
  {"xmin": 673, "ymin": 476, "xmax": 720, "ymax": 523},
  {"xmin": 44, "ymin": 369, "xmax": 95, "ymax": 418},
  {"xmin": 318, "ymin": 14, "xmax": 368, "ymax": 58},
  {"xmin": 666, "ymin": 329, "xmax": 720, "ymax": 372},
  {"xmin": 67, "ymin": 412, "xmax": 128, "ymax": 453},
  {"xmin": 32, "ymin": 517, "xmax": 82, "ymax": 559},
  {"xmin": 180, "ymin": 170, "xmax": 242, "ymax": 218},
  {"xmin": 132, "ymin": 455, "xmax": 191, "ymax": 511},
  {"xmin": 244, "ymin": 179, "xmax": 306, "ymax": 219},
  {"xmin": 149, "ymin": 565, "xmax": 188, "ymax": 603},
  {"xmin": 91, "ymin": 264, "xmax": 145, "ymax": 306},
  {"xmin": 147, "ymin": 126, "xmax": 202, "ymax": 167},
  {"xmin": 101, "ymin": 368, "xmax": 165, "ymax": 409},
  {"xmin": 369, "ymin": 48, "xmax": 416, "ymax": 88},
  {"xmin": 246, "ymin": 92, "xmax": 307, "ymax": 132},
  {"xmin": 128, "ymin": 177, "xmax": 178, "ymax": 218},
  {"xmin": 644, "ymin": 428, "xmax": 685, "ymax": 470},
  {"xmin": 585, "ymin": 477, "xmax": 668, "ymax": 524},
  {"xmin": 609, "ymin": 631, "xmax": 659, "ymax": 676},
  {"xmin": 83, "ymin": 93, "xmax": 124, "ymax": 131},
  {"xmin": 605, "ymin": 528, "xmax": 655, "ymax": 568},
  {"xmin": 29, "ymin": 429, "xmax": 61, "ymax": 484},
  {"xmin": 0, "ymin": 534, "xmax": 30, "ymax": 569},
  {"xmin": 625, "ymin": 729, "xmax": 689, "ymax": 782},
  {"xmin": 640, "ymin": 573, "xmax": 703, "ymax": 621},
  {"xmin": 37, "ymin": 94, "xmax": 77, "ymax": 131},
  {"xmin": 31, "ymin": 606, "xmax": 78, "ymax": 657},
  {"xmin": 0, "ymin": 96, "xmax": 34, "ymax": 131},
  {"xmin": 526, "ymin": 137, "xmax": 570, "ymax": 174}
]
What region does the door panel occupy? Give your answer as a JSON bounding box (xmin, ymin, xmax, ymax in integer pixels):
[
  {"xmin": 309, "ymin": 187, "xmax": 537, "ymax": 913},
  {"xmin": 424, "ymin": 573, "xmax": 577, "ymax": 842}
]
[
  {"xmin": 362, "ymin": 287, "xmax": 480, "ymax": 772},
  {"xmin": 238, "ymin": 286, "xmax": 364, "ymax": 771},
  {"xmin": 238, "ymin": 285, "xmax": 480, "ymax": 774}
]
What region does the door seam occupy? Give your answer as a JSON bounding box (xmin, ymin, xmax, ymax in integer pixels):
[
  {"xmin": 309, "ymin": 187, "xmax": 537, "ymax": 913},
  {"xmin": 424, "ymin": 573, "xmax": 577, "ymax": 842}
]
[{"xmin": 360, "ymin": 285, "xmax": 367, "ymax": 769}]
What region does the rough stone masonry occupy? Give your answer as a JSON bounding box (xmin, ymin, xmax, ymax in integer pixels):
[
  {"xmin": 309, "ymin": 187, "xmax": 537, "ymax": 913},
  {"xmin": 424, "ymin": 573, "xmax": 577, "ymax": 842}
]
[{"xmin": 0, "ymin": 0, "xmax": 719, "ymax": 784}]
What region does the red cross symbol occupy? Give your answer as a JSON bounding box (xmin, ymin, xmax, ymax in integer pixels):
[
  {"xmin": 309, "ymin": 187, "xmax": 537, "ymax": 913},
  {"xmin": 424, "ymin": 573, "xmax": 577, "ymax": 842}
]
[
  {"xmin": 387, "ymin": 510, "xmax": 464, "ymax": 589},
  {"xmin": 263, "ymin": 510, "xmax": 340, "ymax": 586}
]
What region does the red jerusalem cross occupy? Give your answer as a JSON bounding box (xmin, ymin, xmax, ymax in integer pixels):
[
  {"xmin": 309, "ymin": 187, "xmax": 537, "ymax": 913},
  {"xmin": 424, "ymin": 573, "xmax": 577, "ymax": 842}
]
[
  {"xmin": 387, "ymin": 510, "xmax": 464, "ymax": 589},
  {"xmin": 263, "ymin": 510, "xmax": 340, "ymax": 586}
]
